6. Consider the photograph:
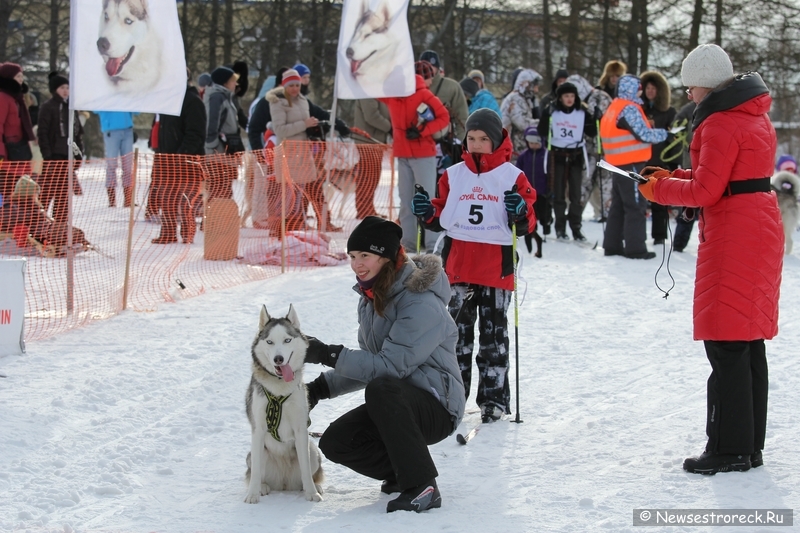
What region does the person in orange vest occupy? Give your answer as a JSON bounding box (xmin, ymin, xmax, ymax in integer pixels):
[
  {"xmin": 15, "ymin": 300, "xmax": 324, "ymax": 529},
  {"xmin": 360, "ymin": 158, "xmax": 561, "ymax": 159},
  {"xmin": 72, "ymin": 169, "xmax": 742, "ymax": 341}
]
[{"xmin": 600, "ymin": 74, "xmax": 667, "ymax": 259}]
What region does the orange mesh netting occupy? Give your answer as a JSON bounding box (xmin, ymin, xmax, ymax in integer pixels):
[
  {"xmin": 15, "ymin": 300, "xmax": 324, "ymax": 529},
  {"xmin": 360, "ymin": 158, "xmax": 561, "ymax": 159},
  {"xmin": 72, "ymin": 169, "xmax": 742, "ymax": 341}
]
[{"xmin": 0, "ymin": 141, "xmax": 395, "ymax": 341}]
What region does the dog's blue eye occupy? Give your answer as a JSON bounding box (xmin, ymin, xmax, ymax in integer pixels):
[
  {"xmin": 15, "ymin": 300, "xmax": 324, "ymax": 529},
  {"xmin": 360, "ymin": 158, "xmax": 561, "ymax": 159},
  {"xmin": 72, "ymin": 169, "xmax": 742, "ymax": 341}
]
[
  {"xmin": 266, "ymin": 340, "xmax": 273, "ymax": 345},
  {"xmin": 284, "ymin": 338, "xmax": 291, "ymax": 344},
  {"xmin": 124, "ymin": 17, "xmax": 133, "ymax": 25}
]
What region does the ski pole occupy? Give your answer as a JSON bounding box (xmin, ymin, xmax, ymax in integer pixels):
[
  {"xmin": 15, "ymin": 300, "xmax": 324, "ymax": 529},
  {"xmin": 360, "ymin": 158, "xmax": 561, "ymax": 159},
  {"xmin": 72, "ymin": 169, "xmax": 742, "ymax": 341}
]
[
  {"xmin": 414, "ymin": 184, "xmax": 425, "ymax": 254},
  {"xmin": 509, "ymin": 185, "xmax": 523, "ymax": 424}
]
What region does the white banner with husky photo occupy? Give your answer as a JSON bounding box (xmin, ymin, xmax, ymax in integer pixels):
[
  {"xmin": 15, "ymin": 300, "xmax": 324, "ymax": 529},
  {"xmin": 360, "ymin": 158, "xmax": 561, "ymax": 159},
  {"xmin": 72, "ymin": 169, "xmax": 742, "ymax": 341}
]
[
  {"xmin": 69, "ymin": 0, "xmax": 187, "ymax": 114},
  {"xmin": 335, "ymin": 0, "xmax": 415, "ymax": 99}
]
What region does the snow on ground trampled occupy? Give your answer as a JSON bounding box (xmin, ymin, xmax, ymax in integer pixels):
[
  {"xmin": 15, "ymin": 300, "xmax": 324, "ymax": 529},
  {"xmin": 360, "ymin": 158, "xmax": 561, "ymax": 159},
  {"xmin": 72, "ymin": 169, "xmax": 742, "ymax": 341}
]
[{"xmin": 1, "ymin": 217, "xmax": 799, "ymax": 533}]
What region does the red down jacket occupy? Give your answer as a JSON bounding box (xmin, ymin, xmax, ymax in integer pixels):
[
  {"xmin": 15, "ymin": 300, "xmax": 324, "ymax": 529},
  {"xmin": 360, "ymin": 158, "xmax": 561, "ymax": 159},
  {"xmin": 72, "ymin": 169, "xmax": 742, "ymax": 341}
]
[
  {"xmin": 380, "ymin": 75, "xmax": 450, "ymax": 159},
  {"xmin": 652, "ymin": 73, "xmax": 783, "ymax": 341}
]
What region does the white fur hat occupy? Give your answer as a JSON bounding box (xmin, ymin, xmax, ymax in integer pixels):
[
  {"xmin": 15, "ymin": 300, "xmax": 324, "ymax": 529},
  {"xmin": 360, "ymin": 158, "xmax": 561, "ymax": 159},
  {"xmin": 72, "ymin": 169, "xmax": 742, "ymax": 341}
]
[{"xmin": 681, "ymin": 44, "xmax": 734, "ymax": 89}]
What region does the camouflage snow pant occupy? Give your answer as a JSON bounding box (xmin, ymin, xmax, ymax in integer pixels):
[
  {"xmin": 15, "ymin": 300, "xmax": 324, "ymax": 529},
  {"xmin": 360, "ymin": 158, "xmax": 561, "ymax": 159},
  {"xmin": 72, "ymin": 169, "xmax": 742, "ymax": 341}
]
[{"xmin": 448, "ymin": 283, "xmax": 511, "ymax": 414}]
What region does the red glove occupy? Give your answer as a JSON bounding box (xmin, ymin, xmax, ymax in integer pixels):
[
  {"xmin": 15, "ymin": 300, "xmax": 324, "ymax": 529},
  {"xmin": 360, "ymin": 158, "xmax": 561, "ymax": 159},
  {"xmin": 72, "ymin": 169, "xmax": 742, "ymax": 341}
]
[{"xmin": 638, "ymin": 176, "xmax": 659, "ymax": 202}]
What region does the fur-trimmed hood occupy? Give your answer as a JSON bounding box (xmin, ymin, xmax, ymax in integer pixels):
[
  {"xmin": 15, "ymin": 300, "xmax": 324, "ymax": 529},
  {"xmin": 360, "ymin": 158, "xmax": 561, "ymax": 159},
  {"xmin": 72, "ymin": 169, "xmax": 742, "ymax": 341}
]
[
  {"xmin": 0, "ymin": 76, "xmax": 22, "ymax": 95},
  {"xmin": 396, "ymin": 254, "xmax": 449, "ymax": 302},
  {"xmin": 265, "ymin": 85, "xmax": 308, "ymax": 107},
  {"xmin": 640, "ymin": 70, "xmax": 671, "ymax": 112}
]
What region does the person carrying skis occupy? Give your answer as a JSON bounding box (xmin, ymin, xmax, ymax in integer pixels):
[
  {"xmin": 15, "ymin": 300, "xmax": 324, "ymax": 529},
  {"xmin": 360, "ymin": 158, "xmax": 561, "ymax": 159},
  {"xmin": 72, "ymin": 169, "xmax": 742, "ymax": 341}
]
[{"xmin": 411, "ymin": 108, "xmax": 536, "ymax": 423}]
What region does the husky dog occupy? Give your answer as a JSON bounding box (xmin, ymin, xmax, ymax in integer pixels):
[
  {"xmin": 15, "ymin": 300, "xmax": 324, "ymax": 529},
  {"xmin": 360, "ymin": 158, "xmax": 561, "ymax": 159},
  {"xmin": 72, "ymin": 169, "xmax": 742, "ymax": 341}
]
[
  {"xmin": 244, "ymin": 305, "xmax": 323, "ymax": 503},
  {"xmin": 771, "ymin": 170, "xmax": 800, "ymax": 255},
  {"xmin": 345, "ymin": 0, "xmax": 402, "ymax": 83},
  {"xmin": 97, "ymin": 0, "xmax": 163, "ymax": 92}
]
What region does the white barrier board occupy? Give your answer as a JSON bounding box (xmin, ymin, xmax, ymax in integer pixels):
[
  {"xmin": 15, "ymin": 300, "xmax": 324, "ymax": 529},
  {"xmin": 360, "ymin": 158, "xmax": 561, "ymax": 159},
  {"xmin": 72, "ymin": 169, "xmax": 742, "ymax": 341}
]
[{"xmin": 0, "ymin": 259, "xmax": 26, "ymax": 355}]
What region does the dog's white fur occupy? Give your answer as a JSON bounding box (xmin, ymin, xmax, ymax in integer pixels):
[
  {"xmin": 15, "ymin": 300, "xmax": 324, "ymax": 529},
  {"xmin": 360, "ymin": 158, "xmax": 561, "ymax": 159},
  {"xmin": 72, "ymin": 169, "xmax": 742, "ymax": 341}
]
[
  {"xmin": 772, "ymin": 171, "xmax": 800, "ymax": 255},
  {"xmin": 244, "ymin": 305, "xmax": 323, "ymax": 503},
  {"xmin": 345, "ymin": 0, "xmax": 401, "ymax": 83},
  {"xmin": 97, "ymin": 0, "xmax": 163, "ymax": 93}
]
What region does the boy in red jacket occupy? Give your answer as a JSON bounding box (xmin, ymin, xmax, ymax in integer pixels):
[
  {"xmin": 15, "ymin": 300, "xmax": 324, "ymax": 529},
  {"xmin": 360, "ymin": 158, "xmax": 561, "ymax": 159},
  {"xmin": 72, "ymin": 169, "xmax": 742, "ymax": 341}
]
[
  {"xmin": 412, "ymin": 109, "xmax": 536, "ymax": 422},
  {"xmin": 380, "ymin": 61, "xmax": 450, "ymax": 251}
]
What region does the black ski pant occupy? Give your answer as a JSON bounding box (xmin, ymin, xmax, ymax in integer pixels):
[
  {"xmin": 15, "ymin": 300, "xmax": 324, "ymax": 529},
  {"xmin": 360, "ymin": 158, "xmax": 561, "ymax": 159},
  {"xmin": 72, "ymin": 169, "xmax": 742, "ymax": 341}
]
[
  {"xmin": 603, "ymin": 171, "xmax": 648, "ymax": 256},
  {"xmin": 703, "ymin": 340, "xmax": 768, "ymax": 455},
  {"xmin": 318, "ymin": 377, "xmax": 452, "ymax": 491},
  {"xmin": 673, "ymin": 208, "xmax": 695, "ymax": 251},
  {"xmin": 449, "ymin": 283, "xmax": 511, "ymax": 413},
  {"xmin": 551, "ymin": 150, "xmax": 584, "ymax": 237}
]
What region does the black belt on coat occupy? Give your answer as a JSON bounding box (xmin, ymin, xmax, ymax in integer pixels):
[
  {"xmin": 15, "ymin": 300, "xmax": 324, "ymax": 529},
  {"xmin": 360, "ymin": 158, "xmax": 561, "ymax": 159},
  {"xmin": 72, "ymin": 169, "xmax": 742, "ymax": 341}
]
[{"xmin": 722, "ymin": 177, "xmax": 771, "ymax": 196}]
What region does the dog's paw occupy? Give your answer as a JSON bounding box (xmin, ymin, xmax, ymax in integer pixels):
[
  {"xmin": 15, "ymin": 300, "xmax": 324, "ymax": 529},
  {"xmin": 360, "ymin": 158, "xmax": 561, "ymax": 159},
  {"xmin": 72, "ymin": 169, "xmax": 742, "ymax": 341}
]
[
  {"xmin": 305, "ymin": 490, "xmax": 323, "ymax": 502},
  {"xmin": 261, "ymin": 483, "xmax": 271, "ymax": 496},
  {"xmin": 244, "ymin": 491, "xmax": 261, "ymax": 504}
]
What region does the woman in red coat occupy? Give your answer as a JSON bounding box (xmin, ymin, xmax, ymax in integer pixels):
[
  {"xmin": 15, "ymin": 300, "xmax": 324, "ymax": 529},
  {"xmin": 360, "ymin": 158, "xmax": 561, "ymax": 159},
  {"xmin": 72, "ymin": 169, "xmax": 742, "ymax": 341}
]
[
  {"xmin": 638, "ymin": 44, "xmax": 782, "ymax": 475},
  {"xmin": 0, "ymin": 63, "xmax": 36, "ymax": 207}
]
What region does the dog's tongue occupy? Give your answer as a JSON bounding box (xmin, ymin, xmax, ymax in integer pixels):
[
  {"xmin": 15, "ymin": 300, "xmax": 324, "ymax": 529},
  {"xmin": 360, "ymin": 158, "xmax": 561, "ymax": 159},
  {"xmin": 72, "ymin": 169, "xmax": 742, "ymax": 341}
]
[
  {"xmin": 279, "ymin": 364, "xmax": 295, "ymax": 382},
  {"xmin": 106, "ymin": 57, "xmax": 123, "ymax": 77},
  {"xmin": 350, "ymin": 60, "xmax": 361, "ymax": 75}
]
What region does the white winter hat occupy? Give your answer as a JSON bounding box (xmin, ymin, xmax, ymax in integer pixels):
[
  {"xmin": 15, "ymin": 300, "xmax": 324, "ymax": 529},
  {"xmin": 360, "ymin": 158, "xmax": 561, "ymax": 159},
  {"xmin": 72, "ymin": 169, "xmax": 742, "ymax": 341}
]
[{"xmin": 681, "ymin": 44, "xmax": 734, "ymax": 89}]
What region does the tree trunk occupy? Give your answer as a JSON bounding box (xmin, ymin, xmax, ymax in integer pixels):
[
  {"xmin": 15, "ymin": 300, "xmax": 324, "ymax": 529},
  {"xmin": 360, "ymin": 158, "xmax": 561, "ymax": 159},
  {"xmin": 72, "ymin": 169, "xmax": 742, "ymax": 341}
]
[
  {"xmin": 542, "ymin": 0, "xmax": 552, "ymax": 82},
  {"xmin": 639, "ymin": 0, "xmax": 648, "ymax": 72},
  {"xmin": 49, "ymin": 0, "xmax": 59, "ymax": 71},
  {"xmin": 209, "ymin": 0, "xmax": 219, "ymax": 69},
  {"xmin": 627, "ymin": 0, "xmax": 639, "ymax": 72},
  {"xmin": 602, "ymin": 0, "xmax": 610, "ymax": 65},
  {"xmin": 688, "ymin": 0, "xmax": 703, "ymax": 52},
  {"xmin": 714, "ymin": 0, "xmax": 723, "ymax": 45},
  {"xmin": 223, "ymin": 0, "xmax": 233, "ymax": 65},
  {"xmin": 565, "ymin": 0, "xmax": 581, "ymax": 73},
  {"xmin": 0, "ymin": 1, "xmax": 14, "ymax": 60}
]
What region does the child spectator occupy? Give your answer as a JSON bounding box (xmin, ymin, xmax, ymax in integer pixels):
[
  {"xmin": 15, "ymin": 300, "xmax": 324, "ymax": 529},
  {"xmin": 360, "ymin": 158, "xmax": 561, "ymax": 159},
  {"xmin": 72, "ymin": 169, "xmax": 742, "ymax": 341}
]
[
  {"xmin": 515, "ymin": 125, "xmax": 548, "ymax": 257},
  {"xmin": 411, "ymin": 109, "xmax": 536, "ymax": 423},
  {"xmin": 538, "ymin": 81, "xmax": 597, "ymax": 243}
]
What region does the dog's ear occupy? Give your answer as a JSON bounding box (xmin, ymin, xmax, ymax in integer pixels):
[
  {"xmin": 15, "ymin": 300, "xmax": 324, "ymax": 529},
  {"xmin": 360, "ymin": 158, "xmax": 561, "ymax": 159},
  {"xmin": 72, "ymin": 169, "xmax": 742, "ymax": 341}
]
[
  {"xmin": 378, "ymin": 1, "xmax": 391, "ymax": 25},
  {"xmin": 259, "ymin": 305, "xmax": 270, "ymax": 331},
  {"xmin": 285, "ymin": 304, "xmax": 301, "ymax": 329}
]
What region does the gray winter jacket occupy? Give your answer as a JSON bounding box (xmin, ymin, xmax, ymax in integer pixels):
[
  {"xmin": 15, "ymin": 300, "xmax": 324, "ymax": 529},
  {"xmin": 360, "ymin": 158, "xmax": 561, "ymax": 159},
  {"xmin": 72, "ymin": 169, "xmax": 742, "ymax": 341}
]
[
  {"xmin": 323, "ymin": 254, "xmax": 465, "ymax": 433},
  {"xmin": 203, "ymin": 83, "xmax": 240, "ymax": 154}
]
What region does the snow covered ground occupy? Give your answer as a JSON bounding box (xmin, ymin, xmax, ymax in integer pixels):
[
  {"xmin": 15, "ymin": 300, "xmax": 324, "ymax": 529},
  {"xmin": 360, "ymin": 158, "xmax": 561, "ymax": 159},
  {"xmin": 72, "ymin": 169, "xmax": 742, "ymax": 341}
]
[{"xmin": 1, "ymin": 217, "xmax": 799, "ymax": 533}]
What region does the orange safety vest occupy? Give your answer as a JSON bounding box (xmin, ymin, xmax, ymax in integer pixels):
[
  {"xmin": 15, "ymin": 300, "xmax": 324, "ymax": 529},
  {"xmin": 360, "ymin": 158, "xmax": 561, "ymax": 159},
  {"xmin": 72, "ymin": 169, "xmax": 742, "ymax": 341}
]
[{"xmin": 600, "ymin": 99, "xmax": 652, "ymax": 166}]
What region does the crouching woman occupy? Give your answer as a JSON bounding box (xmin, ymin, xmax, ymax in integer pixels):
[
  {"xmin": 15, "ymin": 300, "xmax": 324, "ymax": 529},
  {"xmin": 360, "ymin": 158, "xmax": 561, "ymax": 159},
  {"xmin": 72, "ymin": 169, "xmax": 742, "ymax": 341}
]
[{"xmin": 304, "ymin": 216, "xmax": 465, "ymax": 513}]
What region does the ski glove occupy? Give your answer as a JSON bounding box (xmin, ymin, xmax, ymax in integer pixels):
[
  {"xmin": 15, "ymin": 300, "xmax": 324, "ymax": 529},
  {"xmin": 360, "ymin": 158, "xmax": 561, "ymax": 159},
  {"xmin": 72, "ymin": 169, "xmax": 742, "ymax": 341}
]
[
  {"xmin": 305, "ymin": 373, "xmax": 330, "ymax": 411},
  {"xmin": 305, "ymin": 337, "xmax": 344, "ymax": 368},
  {"xmin": 405, "ymin": 124, "xmax": 422, "ymax": 140},
  {"xmin": 638, "ymin": 176, "xmax": 658, "ymax": 202},
  {"xmin": 412, "ymin": 189, "xmax": 435, "ymax": 220},
  {"xmin": 503, "ymin": 190, "xmax": 527, "ymax": 220}
]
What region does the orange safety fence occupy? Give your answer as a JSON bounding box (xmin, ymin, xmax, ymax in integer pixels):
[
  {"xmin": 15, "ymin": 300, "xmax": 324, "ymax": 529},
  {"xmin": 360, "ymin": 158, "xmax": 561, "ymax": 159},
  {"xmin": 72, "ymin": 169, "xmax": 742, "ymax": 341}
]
[{"xmin": 0, "ymin": 140, "xmax": 394, "ymax": 341}]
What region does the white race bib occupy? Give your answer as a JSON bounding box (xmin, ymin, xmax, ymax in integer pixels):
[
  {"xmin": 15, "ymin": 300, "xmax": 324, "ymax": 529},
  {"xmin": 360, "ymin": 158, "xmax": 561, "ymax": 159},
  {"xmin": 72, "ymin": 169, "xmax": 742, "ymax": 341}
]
[
  {"xmin": 550, "ymin": 109, "xmax": 585, "ymax": 149},
  {"xmin": 439, "ymin": 162, "xmax": 521, "ymax": 245}
]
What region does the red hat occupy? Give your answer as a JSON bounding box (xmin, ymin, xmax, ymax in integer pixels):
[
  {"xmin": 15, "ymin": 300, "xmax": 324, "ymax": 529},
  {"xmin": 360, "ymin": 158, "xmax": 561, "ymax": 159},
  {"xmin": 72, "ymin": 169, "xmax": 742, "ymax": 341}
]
[
  {"xmin": 0, "ymin": 62, "xmax": 22, "ymax": 80},
  {"xmin": 281, "ymin": 69, "xmax": 301, "ymax": 86},
  {"xmin": 415, "ymin": 61, "xmax": 435, "ymax": 80}
]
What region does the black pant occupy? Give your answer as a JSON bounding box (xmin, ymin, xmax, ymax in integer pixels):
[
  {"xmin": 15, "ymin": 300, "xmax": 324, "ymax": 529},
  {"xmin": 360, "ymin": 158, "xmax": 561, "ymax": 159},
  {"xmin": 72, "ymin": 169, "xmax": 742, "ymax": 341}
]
[
  {"xmin": 704, "ymin": 340, "xmax": 768, "ymax": 455},
  {"xmin": 673, "ymin": 208, "xmax": 695, "ymax": 251},
  {"xmin": 319, "ymin": 376, "xmax": 453, "ymax": 490},
  {"xmin": 551, "ymin": 150, "xmax": 583, "ymax": 236}
]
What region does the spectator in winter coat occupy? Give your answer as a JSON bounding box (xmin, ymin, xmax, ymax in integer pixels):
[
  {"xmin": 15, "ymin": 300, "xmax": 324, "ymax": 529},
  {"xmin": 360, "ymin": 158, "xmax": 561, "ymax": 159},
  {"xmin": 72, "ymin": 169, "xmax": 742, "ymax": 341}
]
[
  {"xmin": 419, "ymin": 50, "xmax": 469, "ymax": 141},
  {"xmin": 412, "ymin": 109, "xmax": 536, "ymax": 424},
  {"xmin": 151, "ymin": 78, "xmax": 207, "ymax": 245},
  {"xmin": 379, "ymin": 68, "xmax": 450, "ymax": 251},
  {"xmin": 516, "ymin": 125, "xmax": 548, "ymax": 257},
  {"xmin": 600, "ymin": 74, "xmax": 667, "ymax": 259},
  {"xmin": 303, "ymin": 216, "xmax": 465, "ymax": 513},
  {"xmin": 539, "ymin": 68, "xmax": 569, "ymax": 116},
  {"xmin": 0, "ymin": 63, "xmax": 36, "ymax": 206},
  {"xmin": 500, "ymin": 69, "xmax": 542, "ymax": 161},
  {"xmin": 204, "ymin": 66, "xmax": 243, "ymax": 200},
  {"xmin": 566, "ymin": 74, "xmax": 612, "ymax": 221},
  {"xmin": 596, "ymin": 60, "xmax": 627, "ymax": 98},
  {"xmin": 247, "ymin": 67, "xmax": 289, "ymax": 151},
  {"xmin": 538, "ymin": 81, "xmax": 597, "ymax": 243},
  {"xmin": 640, "ymin": 71, "xmax": 678, "ymax": 245},
  {"xmin": 638, "ymin": 44, "xmax": 783, "ymax": 475},
  {"xmin": 352, "ymin": 98, "xmax": 391, "ymax": 219},
  {"xmin": 37, "ymin": 73, "xmax": 84, "ymax": 224},
  {"xmin": 463, "ymin": 70, "xmax": 501, "ymax": 115}
]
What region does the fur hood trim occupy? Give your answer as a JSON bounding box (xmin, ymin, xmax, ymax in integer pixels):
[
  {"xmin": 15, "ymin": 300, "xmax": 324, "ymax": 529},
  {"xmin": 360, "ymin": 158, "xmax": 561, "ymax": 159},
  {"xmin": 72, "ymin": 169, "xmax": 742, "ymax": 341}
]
[
  {"xmin": 265, "ymin": 86, "xmax": 285, "ymax": 104},
  {"xmin": 0, "ymin": 76, "xmax": 22, "ymax": 95},
  {"xmin": 772, "ymin": 170, "xmax": 800, "ymax": 193},
  {"xmin": 404, "ymin": 254, "xmax": 444, "ymax": 293},
  {"xmin": 640, "ymin": 71, "xmax": 671, "ymax": 112}
]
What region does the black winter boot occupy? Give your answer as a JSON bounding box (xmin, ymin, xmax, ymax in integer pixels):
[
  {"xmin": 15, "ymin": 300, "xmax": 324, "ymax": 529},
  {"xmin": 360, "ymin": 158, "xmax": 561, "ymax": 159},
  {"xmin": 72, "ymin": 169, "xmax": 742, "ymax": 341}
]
[
  {"xmin": 386, "ymin": 479, "xmax": 441, "ymax": 513},
  {"xmin": 380, "ymin": 479, "xmax": 402, "ymax": 495},
  {"xmin": 683, "ymin": 451, "xmax": 751, "ymax": 475}
]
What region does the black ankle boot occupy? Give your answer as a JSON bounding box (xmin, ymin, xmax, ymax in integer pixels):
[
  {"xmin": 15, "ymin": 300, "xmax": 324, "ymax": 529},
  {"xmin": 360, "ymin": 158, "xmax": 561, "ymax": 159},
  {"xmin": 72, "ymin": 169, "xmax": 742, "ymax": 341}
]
[
  {"xmin": 380, "ymin": 479, "xmax": 402, "ymax": 495},
  {"xmin": 683, "ymin": 451, "xmax": 751, "ymax": 475},
  {"xmin": 386, "ymin": 479, "xmax": 441, "ymax": 513}
]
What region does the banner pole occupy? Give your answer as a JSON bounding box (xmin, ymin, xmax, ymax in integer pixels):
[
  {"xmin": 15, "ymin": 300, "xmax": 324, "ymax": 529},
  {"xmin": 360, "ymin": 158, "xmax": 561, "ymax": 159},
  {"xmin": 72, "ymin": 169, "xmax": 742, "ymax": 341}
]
[
  {"xmin": 66, "ymin": 106, "xmax": 75, "ymax": 313},
  {"xmin": 122, "ymin": 148, "xmax": 138, "ymax": 310}
]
